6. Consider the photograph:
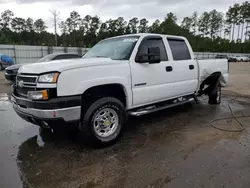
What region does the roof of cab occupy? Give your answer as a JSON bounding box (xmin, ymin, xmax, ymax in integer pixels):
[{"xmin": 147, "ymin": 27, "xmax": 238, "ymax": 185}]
[{"xmin": 106, "ymin": 33, "xmax": 187, "ymax": 40}]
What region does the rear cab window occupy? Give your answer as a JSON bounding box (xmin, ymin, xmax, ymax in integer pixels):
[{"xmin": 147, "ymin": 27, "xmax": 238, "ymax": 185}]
[{"xmin": 167, "ymin": 38, "xmax": 191, "ymax": 61}]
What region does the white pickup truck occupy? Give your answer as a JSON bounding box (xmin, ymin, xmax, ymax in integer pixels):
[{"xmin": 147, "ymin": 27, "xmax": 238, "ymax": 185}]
[{"xmin": 11, "ymin": 33, "xmax": 228, "ymax": 146}]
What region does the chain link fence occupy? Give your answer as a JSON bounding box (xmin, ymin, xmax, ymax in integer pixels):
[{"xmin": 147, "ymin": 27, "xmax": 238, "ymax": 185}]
[
  {"xmin": 0, "ymin": 44, "xmax": 249, "ymax": 64},
  {"xmin": 0, "ymin": 45, "xmax": 89, "ymax": 64},
  {"xmin": 194, "ymin": 52, "xmax": 250, "ymax": 59}
]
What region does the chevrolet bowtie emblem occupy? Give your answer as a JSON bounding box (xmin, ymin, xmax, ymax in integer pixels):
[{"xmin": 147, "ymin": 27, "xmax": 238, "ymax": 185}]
[{"xmin": 18, "ymin": 80, "xmax": 24, "ymax": 88}]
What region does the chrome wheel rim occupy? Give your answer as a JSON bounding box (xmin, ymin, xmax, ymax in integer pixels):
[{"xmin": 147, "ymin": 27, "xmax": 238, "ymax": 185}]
[{"xmin": 93, "ymin": 108, "xmax": 119, "ymax": 138}]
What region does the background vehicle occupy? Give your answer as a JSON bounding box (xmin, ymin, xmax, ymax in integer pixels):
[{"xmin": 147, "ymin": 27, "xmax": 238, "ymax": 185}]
[
  {"xmin": 11, "ymin": 33, "xmax": 228, "ymax": 147},
  {"xmin": 5, "ymin": 53, "xmax": 82, "ymax": 82},
  {"xmin": 0, "ymin": 54, "xmax": 14, "ymax": 70},
  {"xmin": 215, "ymin": 54, "xmax": 237, "ymax": 62},
  {"xmin": 234, "ymin": 55, "xmax": 249, "ymax": 62},
  {"xmin": 245, "ymin": 56, "xmax": 250, "ymax": 62}
]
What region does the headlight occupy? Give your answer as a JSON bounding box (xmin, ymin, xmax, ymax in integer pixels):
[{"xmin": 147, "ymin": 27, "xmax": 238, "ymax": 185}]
[{"xmin": 38, "ymin": 72, "xmax": 59, "ymax": 83}]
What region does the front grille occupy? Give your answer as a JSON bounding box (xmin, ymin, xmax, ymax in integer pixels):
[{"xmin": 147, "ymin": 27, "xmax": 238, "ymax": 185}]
[
  {"xmin": 15, "ymin": 86, "xmax": 57, "ymax": 98},
  {"xmin": 17, "ymin": 75, "xmax": 37, "ymax": 83},
  {"xmin": 16, "ymin": 87, "xmax": 36, "ymax": 97},
  {"xmin": 14, "ymin": 74, "xmax": 57, "ymax": 99},
  {"xmin": 16, "ymin": 74, "xmax": 38, "ymax": 98}
]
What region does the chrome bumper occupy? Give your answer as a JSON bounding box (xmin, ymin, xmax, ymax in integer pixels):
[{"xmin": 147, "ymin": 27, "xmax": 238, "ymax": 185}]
[{"xmin": 11, "ymin": 95, "xmax": 81, "ymax": 123}]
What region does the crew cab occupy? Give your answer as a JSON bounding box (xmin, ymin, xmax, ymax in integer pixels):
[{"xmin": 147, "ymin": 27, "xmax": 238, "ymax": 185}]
[{"xmin": 11, "ymin": 33, "xmax": 228, "ymax": 146}]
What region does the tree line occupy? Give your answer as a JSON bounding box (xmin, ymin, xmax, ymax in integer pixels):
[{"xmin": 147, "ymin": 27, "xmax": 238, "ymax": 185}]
[{"xmin": 0, "ymin": 1, "xmax": 250, "ymax": 53}]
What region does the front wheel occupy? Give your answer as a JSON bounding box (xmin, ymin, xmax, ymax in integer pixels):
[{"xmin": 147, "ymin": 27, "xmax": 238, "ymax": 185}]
[
  {"xmin": 39, "ymin": 127, "xmax": 53, "ymax": 142},
  {"xmin": 80, "ymin": 97, "xmax": 126, "ymax": 147},
  {"xmin": 208, "ymin": 82, "xmax": 221, "ymax": 105}
]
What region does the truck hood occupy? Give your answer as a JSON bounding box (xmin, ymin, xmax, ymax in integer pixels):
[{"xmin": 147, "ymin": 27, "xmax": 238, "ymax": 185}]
[
  {"xmin": 18, "ymin": 58, "xmax": 116, "ymax": 74},
  {"xmin": 6, "ymin": 64, "xmax": 23, "ymax": 71}
]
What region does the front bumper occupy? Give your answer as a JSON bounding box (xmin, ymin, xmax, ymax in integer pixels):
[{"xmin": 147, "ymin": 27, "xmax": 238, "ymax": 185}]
[{"xmin": 11, "ymin": 94, "xmax": 82, "ymax": 126}]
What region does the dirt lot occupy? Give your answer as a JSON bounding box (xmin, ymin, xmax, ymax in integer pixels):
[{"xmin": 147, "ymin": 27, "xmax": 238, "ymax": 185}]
[
  {"xmin": 1, "ymin": 63, "xmax": 250, "ymax": 188},
  {"xmin": 226, "ymin": 63, "xmax": 250, "ymax": 96}
]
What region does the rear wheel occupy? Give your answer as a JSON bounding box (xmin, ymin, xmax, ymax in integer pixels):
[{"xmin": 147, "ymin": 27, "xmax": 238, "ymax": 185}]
[
  {"xmin": 0, "ymin": 64, "xmax": 2, "ymax": 71},
  {"xmin": 80, "ymin": 97, "xmax": 126, "ymax": 147},
  {"xmin": 208, "ymin": 82, "xmax": 221, "ymax": 105}
]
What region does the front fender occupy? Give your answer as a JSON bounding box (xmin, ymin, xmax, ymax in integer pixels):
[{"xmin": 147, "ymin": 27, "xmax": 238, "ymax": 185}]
[
  {"xmin": 57, "ymin": 64, "xmax": 132, "ymax": 108},
  {"xmin": 77, "ymin": 77, "xmax": 132, "ymax": 107}
]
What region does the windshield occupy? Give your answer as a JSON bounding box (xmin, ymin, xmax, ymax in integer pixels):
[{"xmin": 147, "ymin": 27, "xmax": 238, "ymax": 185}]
[{"xmin": 83, "ymin": 36, "xmax": 139, "ymax": 60}]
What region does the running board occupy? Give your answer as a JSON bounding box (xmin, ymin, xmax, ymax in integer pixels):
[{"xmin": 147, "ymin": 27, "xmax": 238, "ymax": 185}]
[{"xmin": 128, "ymin": 98, "xmax": 194, "ymax": 116}]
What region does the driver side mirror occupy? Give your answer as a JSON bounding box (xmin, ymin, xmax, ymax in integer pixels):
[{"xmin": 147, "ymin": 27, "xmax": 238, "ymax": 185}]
[
  {"xmin": 135, "ymin": 47, "xmax": 161, "ymax": 64},
  {"xmin": 148, "ymin": 47, "xmax": 161, "ymax": 63}
]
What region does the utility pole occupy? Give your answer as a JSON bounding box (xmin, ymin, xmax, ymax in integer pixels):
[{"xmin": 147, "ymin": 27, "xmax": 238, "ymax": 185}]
[{"xmin": 50, "ymin": 10, "xmax": 60, "ymax": 46}]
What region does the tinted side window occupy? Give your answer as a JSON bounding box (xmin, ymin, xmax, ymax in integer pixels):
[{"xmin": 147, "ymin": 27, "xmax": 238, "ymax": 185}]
[
  {"xmin": 63, "ymin": 54, "xmax": 81, "ymax": 59},
  {"xmin": 53, "ymin": 54, "xmax": 81, "ymax": 60},
  {"xmin": 70, "ymin": 54, "xmax": 82, "ymax": 58},
  {"xmin": 167, "ymin": 39, "xmax": 191, "ymax": 61},
  {"xmin": 53, "ymin": 55, "xmax": 65, "ymax": 60},
  {"xmin": 137, "ymin": 38, "xmax": 168, "ymax": 61}
]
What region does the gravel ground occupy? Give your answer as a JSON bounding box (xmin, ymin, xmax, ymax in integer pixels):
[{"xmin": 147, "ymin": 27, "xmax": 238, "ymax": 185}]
[
  {"xmin": 1, "ymin": 63, "xmax": 250, "ymax": 188},
  {"xmin": 226, "ymin": 62, "xmax": 250, "ymax": 96},
  {"xmin": 0, "ymin": 71, "xmax": 12, "ymax": 94}
]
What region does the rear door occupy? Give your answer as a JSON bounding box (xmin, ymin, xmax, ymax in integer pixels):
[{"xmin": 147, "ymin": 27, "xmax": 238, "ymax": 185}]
[
  {"xmin": 130, "ymin": 36, "xmax": 176, "ymax": 107},
  {"xmin": 166, "ymin": 38, "xmax": 198, "ymax": 96}
]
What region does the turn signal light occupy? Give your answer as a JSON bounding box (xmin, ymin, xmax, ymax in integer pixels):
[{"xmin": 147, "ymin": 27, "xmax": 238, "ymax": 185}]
[
  {"xmin": 41, "ymin": 90, "xmax": 48, "ymax": 100},
  {"xmin": 27, "ymin": 90, "xmax": 49, "ymax": 100}
]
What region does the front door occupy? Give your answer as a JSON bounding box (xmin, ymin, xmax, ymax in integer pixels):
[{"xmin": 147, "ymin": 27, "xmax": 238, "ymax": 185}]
[{"xmin": 130, "ymin": 36, "xmax": 176, "ymax": 107}]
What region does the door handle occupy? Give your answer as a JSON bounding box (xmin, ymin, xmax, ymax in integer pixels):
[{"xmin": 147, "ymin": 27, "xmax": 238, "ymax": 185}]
[
  {"xmin": 166, "ymin": 66, "xmax": 173, "ymax": 72},
  {"xmin": 189, "ymin": 65, "xmax": 194, "ymax": 70}
]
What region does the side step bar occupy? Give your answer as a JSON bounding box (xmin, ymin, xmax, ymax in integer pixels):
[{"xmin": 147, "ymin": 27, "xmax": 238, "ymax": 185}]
[{"xmin": 128, "ymin": 98, "xmax": 194, "ymax": 116}]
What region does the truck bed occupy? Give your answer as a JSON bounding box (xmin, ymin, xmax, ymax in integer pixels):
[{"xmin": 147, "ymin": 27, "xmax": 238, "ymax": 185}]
[{"xmin": 197, "ymin": 59, "xmax": 228, "ymax": 87}]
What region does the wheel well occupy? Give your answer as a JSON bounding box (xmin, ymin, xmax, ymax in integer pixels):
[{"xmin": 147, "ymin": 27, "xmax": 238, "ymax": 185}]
[
  {"xmin": 199, "ymin": 72, "xmax": 221, "ymax": 95},
  {"xmin": 200, "ymin": 72, "xmax": 221, "ymax": 88},
  {"xmin": 82, "ymin": 84, "xmax": 127, "ymax": 110}
]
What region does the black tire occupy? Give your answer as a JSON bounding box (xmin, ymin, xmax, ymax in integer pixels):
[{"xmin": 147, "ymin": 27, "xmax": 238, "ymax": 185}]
[
  {"xmin": 0, "ymin": 64, "xmax": 2, "ymax": 71},
  {"xmin": 208, "ymin": 82, "xmax": 221, "ymax": 105},
  {"xmin": 80, "ymin": 97, "xmax": 126, "ymax": 147}
]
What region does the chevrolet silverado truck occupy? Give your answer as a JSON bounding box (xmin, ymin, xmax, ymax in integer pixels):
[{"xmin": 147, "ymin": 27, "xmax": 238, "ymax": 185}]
[{"xmin": 11, "ymin": 33, "xmax": 228, "ymax": 146}]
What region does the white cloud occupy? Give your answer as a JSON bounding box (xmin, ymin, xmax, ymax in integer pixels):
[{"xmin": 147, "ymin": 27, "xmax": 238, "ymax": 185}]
[{"xmin": 0, "ymin": 0, "xmax": 247, "ymax": 32}]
